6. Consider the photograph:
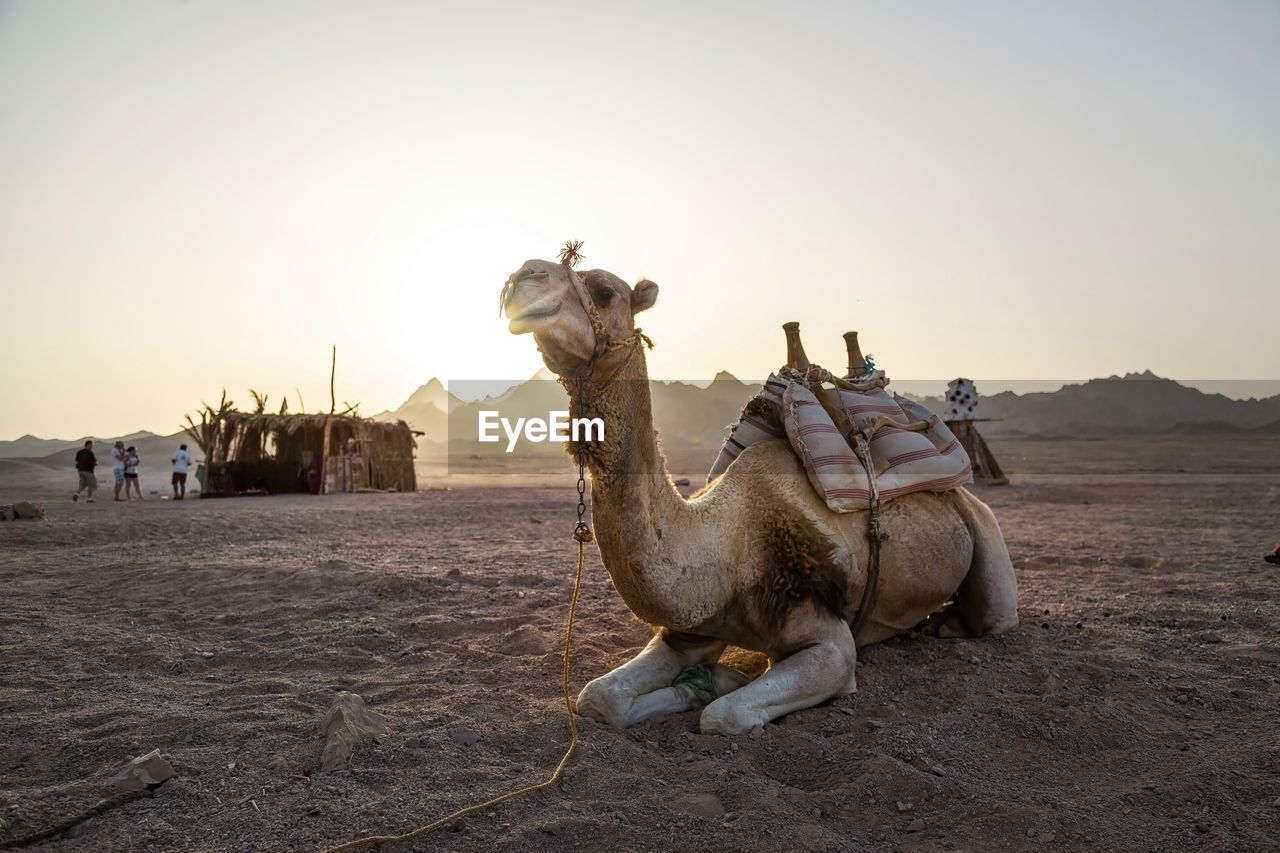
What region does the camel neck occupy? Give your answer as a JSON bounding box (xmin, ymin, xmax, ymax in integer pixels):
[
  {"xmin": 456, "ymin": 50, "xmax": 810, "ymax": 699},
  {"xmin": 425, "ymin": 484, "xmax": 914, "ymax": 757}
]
[
  {"xmin": 568, "ymin": 349, "xmax": 660, "ymax": 485},
  {"xmin": 564, "ymin": 348, "xmax": 694, "ymax": 626}
]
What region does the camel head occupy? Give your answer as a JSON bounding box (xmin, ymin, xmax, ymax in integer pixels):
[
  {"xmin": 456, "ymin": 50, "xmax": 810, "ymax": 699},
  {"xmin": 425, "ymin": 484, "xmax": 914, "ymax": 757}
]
[{"xmin": 502, "ymin": 259, "xmax": 658, "ymax": 377}]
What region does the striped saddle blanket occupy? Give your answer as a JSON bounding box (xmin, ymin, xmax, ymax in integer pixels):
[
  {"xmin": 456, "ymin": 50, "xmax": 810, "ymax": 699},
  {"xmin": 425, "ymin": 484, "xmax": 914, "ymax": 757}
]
[{"xmin": 708, "ymin": 372, "xmax": 972, "ymax": 511}]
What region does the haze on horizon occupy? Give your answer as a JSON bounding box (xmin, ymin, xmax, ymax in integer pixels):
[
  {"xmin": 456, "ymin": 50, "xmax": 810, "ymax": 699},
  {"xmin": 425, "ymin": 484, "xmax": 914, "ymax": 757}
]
[{"xmin": 1, "ymin": 0, "xmax": 1277, "ymax": 440}]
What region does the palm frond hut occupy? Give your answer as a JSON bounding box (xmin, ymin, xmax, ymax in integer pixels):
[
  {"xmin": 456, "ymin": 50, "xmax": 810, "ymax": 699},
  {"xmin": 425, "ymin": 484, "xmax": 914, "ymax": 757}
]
[{"xmin": 185, "ymin": 410, "xmax": 416, "ymax": 497}]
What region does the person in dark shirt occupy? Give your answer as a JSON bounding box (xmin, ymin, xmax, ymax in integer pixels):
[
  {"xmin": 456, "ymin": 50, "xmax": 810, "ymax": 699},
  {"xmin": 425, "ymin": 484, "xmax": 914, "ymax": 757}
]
[{"xmin": 73, "ymin": 440, "xmax": 97, "ymax": 503}]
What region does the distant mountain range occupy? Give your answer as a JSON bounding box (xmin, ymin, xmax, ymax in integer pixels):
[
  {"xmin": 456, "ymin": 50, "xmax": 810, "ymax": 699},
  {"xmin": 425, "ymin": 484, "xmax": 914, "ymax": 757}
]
[
  {"xmin": 6, "ymin": 371, "xmax": 1278, "ymax": 465},
  {"xmin": 911, "ymin": 370, "xmax": 1280, "ymax": 437},
  {"xmin": 369, "ymin": 378, "xmax": 458, "ymax": 445},
  {"xmin": 370, "ymin": 370, "xmax": 1280, "ymax": 451},
  {"xmin": 0, "ymin": 431, "xmax": 170, "ymax": 461}
]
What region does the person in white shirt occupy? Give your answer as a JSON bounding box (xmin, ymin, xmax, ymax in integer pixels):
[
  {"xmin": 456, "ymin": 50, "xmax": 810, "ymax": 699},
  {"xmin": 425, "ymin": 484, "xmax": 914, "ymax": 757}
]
[
  {"xmin": 171, "ymin": 443, "xmax": 194, "ymax": 500},
  {"xmin": 123, "ymin": 446, "xmax": 142, "ymax": 500},
  {"xmin": 110, "ymin": 440, "xmax": 127, "ymax": 502}
]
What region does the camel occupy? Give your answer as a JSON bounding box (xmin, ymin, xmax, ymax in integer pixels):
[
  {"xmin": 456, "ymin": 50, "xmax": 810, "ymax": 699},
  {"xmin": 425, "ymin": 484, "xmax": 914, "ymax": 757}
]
[{"xmin": 501, "ymin": 258, "xmax": 1019, "ymax": 735}]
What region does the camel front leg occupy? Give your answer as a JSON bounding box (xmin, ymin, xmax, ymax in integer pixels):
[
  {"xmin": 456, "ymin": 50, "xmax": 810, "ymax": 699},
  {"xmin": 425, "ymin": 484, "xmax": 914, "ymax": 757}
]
[
  {"xmin": 576, "ymin": 629, "xmax": 727, "ymax": 728},
  {"xmin": 620, "ymin": 664, "xmax": 750, "ymax": 726},
  {"xmin": 700, "ymin": 614, "xmax": 857, "ymax": 735}
]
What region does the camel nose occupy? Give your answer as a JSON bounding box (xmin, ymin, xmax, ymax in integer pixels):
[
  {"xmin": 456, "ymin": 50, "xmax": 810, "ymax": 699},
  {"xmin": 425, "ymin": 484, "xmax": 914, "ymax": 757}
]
[
  {"xmin": 513, "ymin": 266, "xmax": 549, "ymax": 284},
  {"xmin": 501, "ymin": 268, "xmax": 552, "ymax": 317}
]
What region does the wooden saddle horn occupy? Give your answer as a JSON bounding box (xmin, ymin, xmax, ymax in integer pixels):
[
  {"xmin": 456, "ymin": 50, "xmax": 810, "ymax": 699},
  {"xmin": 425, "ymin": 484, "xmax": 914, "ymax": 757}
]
[
  {"xmin": 782, "ymin": 321, "xmax": 811, "ymax": 372},
  {"xmin": 843, "ymin": 331, "xmax": 868, "ymax": 378}
]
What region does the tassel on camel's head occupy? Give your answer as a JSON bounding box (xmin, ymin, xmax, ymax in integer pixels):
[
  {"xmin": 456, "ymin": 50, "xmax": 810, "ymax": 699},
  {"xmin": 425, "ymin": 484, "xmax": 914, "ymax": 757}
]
[{"xmin": 559, "ymin": 239, "xmax": 585, "ymax": 269}]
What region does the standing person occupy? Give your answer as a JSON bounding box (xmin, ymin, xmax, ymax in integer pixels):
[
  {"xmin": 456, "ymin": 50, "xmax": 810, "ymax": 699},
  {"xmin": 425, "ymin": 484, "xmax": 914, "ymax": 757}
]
[
  {"xmin": 73, "ymin": 440, "xmax": 97, "ymax": 502},
  {"xmin": 171, "ymin": 443, "xmax": 193, "ymax": 500},
  {"xmin": 124, "ymin": 445, "xmax": 143, "ymax": 500},
  {"xmin": 110, "ymin": 440, "xmax": 127, "ymax": 501}
]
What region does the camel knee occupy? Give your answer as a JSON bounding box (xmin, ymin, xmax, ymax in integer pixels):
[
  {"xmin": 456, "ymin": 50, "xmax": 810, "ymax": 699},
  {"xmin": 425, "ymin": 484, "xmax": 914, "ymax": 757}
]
[
  {"xmin": 574, "ymin": 677, "xmax": 633, "ymax": 728},
  {"xmin": 813, "ymin": 639, "xmax": 858, "ymax": 694}
]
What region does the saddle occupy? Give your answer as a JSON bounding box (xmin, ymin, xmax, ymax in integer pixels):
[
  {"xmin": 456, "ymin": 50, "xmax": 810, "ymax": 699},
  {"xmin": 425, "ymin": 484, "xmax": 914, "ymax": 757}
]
[{"xmin": 708, "ymin": 325, "xmax": 972, "ymax": 511}]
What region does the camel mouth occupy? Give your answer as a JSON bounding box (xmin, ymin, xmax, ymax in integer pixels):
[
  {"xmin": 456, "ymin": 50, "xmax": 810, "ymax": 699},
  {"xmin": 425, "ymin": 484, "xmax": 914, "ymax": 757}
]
[{"xmin": 506, "ymin": 296, "xmax": 561, "ymax": 334}]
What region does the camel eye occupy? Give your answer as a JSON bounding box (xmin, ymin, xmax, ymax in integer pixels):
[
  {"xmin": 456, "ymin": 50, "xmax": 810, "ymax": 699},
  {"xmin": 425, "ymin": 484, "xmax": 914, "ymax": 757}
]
[{"xmin": 590, "ymin": 286, "xmax": 614, "ymax": 307}]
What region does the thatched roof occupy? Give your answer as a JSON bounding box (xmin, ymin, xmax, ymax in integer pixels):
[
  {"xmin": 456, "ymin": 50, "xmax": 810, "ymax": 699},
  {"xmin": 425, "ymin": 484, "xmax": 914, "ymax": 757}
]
[
  {"xmin": 213, "ymin": 411, "xmax": 411, "ymax": 437},
  {"xmin": 183, "ymin": 388, "xmax": 418, "ymax": 493}
]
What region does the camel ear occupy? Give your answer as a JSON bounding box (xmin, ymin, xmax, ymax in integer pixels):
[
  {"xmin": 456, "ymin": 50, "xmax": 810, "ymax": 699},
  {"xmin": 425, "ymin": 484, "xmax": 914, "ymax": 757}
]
[{"xmin": 631, "ymin": 279, "xmax": 659, "ymax": 314}]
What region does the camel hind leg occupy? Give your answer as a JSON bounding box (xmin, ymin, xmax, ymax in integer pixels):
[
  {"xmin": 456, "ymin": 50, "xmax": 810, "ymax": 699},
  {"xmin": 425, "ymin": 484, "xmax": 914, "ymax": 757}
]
[{"xmin": 924, "ymin": 490, "xmax": 1019, "ymax": 639}]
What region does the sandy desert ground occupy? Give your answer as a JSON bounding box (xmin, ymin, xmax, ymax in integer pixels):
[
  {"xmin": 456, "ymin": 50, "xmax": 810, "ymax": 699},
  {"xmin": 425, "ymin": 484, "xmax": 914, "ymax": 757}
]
[{"xmin": 1, "ymin": 436, "xmax": 1278, "ymax": 852}]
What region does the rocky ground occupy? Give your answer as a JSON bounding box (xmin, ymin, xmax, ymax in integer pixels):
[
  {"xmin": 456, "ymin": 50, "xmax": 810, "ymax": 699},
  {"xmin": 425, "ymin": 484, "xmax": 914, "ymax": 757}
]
[{"xmin": 1, "ymin": 436, "xmax": 1278, "ymax": 852}]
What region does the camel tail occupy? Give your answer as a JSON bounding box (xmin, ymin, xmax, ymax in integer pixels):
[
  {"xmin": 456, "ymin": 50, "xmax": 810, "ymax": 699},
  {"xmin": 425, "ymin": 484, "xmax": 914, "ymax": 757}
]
[{"xmin": 948, "ymin": 489, "xmax": 1020, "ymax": 636}]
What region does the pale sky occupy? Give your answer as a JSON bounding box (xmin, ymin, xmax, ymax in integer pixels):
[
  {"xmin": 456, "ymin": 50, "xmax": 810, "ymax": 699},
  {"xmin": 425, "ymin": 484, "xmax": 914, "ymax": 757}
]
[{"xmin": 1, "ymin": 0, "xmax": 1277, "ymax": 439}]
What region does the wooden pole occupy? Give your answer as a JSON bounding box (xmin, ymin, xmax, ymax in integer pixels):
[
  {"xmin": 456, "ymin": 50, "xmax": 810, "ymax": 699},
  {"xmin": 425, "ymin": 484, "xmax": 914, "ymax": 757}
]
[
  {"xmin": 329, "ymin": 345, "xmax": 337, "ymax": 415},
  {"xmin": 320, "ymin": 416, "xmax": 333, "ymax": 495}
]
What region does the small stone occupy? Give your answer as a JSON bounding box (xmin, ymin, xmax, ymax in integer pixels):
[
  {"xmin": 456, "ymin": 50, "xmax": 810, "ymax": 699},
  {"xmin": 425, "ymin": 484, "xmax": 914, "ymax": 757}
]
[
  {"xmin": 1198, "ymin": 632, "xmax": 1224, "ymax": 644},
  {"xmin": 1272, "ymin": 796, "xmax": 1280, "ymax": 808},
  {"xmin": 930, "ymin": 765, "xmax": 946, "ymax": 777},
  {"xmin": 108, "ymin": 749, "xmax": 175, "ymax": 791},
  {"xmin": 1040, "ymin": 831, "xmax": 1055, "ymax": 842},
  {"xmin": 12, "ymin": 501, "xmax": 46, "ymax": 521},
  {"xmin": 896, "ymin": 801, "xmax": 913, "ymax": 812},
  {"xmin": 865, "ymin": 719, "xmax": 888, "ymax": 730},
  {"xmin": 449, "ymin": 727, "xmax": 481, "ymax": 746},
  {"xmin": 1026, "ymin": 828, "xmax": 1037, "ymax": 838},
  {"xmin": 811, "ymin": 807, "xmax": 821, "ymax": 818},
  {"xmin": 905, "ymin": 817, "xmax": 926, "ymax": 833},
  {"xmin": 673, "ymin": 478, "xmax": 691, "ymax": 487},
  {"xmin": 750, "ymin": 726, "xmax": 765, "ymax": 739}
]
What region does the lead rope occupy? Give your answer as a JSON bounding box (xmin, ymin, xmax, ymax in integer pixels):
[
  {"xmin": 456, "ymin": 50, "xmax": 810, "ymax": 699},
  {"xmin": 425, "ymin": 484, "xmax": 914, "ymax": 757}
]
[
  {"xmin": 317, "ymin": 486, "xmax": 590, "ymax": 853},
  {"xmin": 322, "ymin": 245, "xmax": 613, "ymax": 850}
]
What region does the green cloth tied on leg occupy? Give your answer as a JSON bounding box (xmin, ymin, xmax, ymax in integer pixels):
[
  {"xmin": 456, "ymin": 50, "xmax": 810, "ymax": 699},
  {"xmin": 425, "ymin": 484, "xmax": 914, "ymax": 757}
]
[{"xmin": 672, "ymin": 663, "xmax": 717, "ymax": 705}]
